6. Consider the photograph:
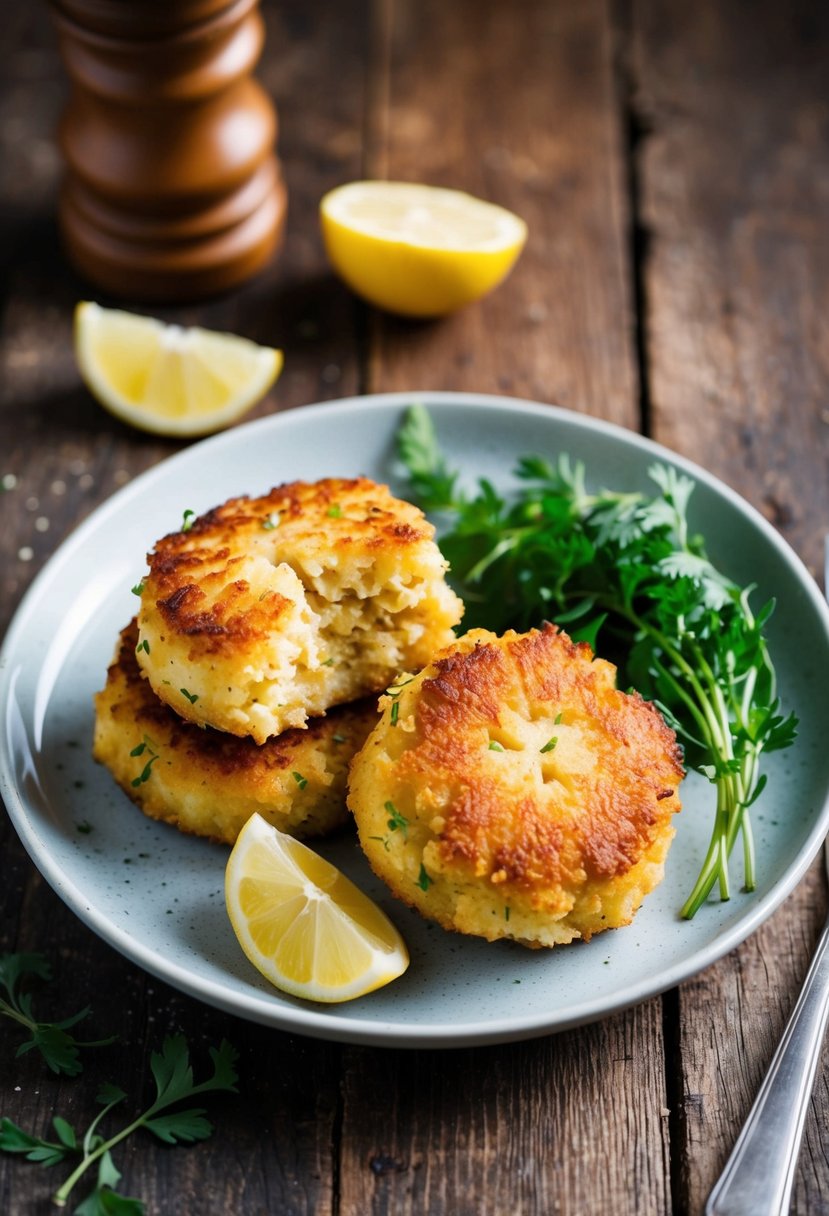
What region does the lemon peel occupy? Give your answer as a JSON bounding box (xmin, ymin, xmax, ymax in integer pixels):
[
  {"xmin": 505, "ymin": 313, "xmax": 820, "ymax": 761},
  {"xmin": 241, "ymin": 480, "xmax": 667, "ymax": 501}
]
[
  {"xmin": 74, "ymin": 301, "xmax": 282, "ymax": 437},
  {"xmin": 320, "ymin": 181, "xmax": 527, "ymax": 317}
]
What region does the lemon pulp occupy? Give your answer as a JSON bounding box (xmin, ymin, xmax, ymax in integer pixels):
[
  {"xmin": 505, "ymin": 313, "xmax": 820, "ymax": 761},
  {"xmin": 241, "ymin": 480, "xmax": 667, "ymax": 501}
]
[
  {"xmin": 320, "ymin": 181, "xmax": 527, "ymax": 317},
  {"xmin": 225, "ymin": 814, "xmax": 409, "ymax": 1003},
  {"xmin": 74, "ymin": 301, "xmax": 282, "ymax": 437}
]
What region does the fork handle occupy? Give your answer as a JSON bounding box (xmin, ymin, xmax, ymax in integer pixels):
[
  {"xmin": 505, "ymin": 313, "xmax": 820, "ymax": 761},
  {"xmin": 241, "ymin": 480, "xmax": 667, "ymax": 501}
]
[{"xmin": 706, "ymin": 917, "xmax": 829, "ymax": 1216}]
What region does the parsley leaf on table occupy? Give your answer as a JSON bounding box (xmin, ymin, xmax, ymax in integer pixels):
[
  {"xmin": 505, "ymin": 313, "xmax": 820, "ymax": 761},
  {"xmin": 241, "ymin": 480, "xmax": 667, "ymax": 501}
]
[
  {"xmin": 396, "ymin": 405, "xmax": 798, "ymax": 917},
  {"xmin": 0, "ymin": 1034, "xmax": 238, "ymax": 1214},
  {"xmin": 0, "ymin": 953, "xmax": 115, "ymax": 1076}
]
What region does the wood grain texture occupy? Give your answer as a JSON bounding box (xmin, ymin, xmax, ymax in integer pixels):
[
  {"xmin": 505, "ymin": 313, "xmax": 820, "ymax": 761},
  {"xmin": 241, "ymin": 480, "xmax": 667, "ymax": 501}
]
[
  {"xmin": 335, "ymin": 4, "xmax": 670, "ymax": 1215},
  {"xmin": 364, "ymin": 0, "xmax": 640, "ymax": 427},
  {"xmin": 338, "ymin": 1006, "xmax": 670, "ymax": 1216},
  {"xmin": 3, "ymin": 0, "xmax": 829, "ymax": 1213},
  {"xmin": 669, "ymin": 868, "xmax": 829, "ymax": 1216},
  {"xmin": 630, "ymin": 0, "xmax": 829, "ymax": 1210},
  {"xmin": 630, "ymin": 0, "xmax": 829, "ymax": 581},
  {"xmin": 0, "ymin": 2, "xmax": 371, "ymax": 1212}
]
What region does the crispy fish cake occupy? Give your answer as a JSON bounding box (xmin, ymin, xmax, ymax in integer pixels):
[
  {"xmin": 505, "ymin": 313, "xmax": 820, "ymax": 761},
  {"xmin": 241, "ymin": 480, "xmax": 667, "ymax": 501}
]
[
  {"xmin": 94, "ymin": 620, "xmax": 379, "ymax": 844},
  {"xmin": 347, "ymin": 624, "xmax": 684, "ymax": 948},
  {"xmin": 136, "ymin": 477, "xmax": 463, "ymax": 743}
]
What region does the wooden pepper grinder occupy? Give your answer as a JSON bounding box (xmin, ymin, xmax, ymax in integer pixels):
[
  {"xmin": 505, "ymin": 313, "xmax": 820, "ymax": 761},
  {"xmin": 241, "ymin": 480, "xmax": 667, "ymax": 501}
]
[{"xmin": 50, "ymin": 0, "xmax": 287, "ymax": 300}]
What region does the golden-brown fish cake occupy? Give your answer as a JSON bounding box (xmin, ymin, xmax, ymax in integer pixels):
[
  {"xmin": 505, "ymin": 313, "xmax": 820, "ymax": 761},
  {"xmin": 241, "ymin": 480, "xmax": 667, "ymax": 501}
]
[
  {"xmin": 347, "ymin": 624, "xmax": 684, "ymax": 948},
  {"xmin": 136, "ymin": 477, "xmax": 463, "ymax": 743},
  {"xmin": 94, "ymin": 620, "xmax": 379, "ymax": 844}
]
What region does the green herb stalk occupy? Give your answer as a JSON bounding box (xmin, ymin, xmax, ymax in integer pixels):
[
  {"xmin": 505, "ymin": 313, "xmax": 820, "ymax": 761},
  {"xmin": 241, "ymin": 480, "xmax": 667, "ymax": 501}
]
[
  {"xmin": 397, "ymin": 405, "xmax": 797, "ymax": 917},
  {"xmin": 0, "ymin": 1034, "xmax": 238, "ymax": 1214},
  {"xmin": 0, "ymin": 954, "xmax": 114, "ymax": 1076}
]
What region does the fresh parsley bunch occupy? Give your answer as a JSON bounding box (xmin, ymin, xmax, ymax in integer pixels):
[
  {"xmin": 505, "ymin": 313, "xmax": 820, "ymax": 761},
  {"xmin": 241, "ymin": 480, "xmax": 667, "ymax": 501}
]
[{"xmin": 397, "ymin": 405, "xmax": 797, "ymax": 917}]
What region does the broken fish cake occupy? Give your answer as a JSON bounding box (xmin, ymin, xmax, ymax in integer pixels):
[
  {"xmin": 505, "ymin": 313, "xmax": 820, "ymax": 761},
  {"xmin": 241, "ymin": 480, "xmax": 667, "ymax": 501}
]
[
  {"xmin": 135, "ymin": 477, "xmax": 463, "ymax": 743},
  {"xmin": 348, "ymin": 624, "xmax": 683, "ymax": 948}
]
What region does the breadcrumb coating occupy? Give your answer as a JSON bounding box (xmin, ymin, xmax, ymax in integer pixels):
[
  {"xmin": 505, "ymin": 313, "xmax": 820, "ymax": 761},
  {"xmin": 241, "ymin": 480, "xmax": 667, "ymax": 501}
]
[
  {"xmin": 348, "ymin": 624, "xmax": 684, "ymax": 948},
  {"xmin": 94, "ymin": 620, "xmax": 379, "ymax": 844},
  {"xmin": 136, "ymin": 477, "xmax": 463, "ymax": 743}
]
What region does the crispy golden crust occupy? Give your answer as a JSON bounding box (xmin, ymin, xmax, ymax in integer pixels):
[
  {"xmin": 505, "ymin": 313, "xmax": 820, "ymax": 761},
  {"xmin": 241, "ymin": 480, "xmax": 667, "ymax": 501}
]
[
  {"xmin": 136, "ymin": 477, "xmax": 463, "ymax": 743},
  {"xmin": 347, "ymin": 624, "xmax": 684, "ymax": 948},
  {"xmin": 94, "ymin": 620, "xmax": 379, "ymax": 844}
]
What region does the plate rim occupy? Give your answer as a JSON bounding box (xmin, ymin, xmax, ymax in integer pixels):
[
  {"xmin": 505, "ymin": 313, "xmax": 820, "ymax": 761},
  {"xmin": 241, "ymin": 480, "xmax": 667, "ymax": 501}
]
[{"xmin": 2, "ymin": 389, "xmax": 829, "ymax": 1048}]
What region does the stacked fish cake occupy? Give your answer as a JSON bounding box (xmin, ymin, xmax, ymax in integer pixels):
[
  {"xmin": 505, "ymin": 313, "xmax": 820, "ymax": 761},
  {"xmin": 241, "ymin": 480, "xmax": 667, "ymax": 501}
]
[
  {"xmin": 94, "ymin": 620, "xmax": 380, "ymax": 843},
  {"xmin": 95, "ymin": 474, "xmax": 684, "ymax": 954},
  {"xmin": 94, "ymin": 477, "xmax": 464, "ymax": 844}
]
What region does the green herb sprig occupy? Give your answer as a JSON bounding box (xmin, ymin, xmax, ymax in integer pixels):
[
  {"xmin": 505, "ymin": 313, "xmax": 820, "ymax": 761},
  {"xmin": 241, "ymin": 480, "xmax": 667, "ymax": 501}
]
[
  {"xmin": 397, "ymin": 406, "xmax": 797, "ymax": 918},
  {"xmin": 0, "ymin": 954, "xmax": 114, "ymax": 1077},
  {"xmin": 0, "ymin": 1034, "xmax": 238, "ymax": 1214}
]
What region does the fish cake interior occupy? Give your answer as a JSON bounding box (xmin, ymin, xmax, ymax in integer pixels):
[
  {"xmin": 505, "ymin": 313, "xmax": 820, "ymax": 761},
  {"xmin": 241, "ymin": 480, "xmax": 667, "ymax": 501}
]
[{"xmin": 136, "ymin": 477, "xmax": 463, "ymax": 743}]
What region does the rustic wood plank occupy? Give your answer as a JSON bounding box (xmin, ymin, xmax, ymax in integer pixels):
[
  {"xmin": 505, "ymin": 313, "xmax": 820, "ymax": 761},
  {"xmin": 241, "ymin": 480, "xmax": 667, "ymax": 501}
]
[
  {"xmin": 0, "ymin": 1, "xmax": 371, "ymax": 1211},
  {"xmin": 669, "ymin": 871, "xmax": 828, "ymax": 1216},
  {"xmin": 363, "ymin": 0, "xmax": 640, "ymax": 428},
  {"xmin": 338, "ymin": 1006, "xmax": 671, "ymax": 1216},
  {"xmin": 631, "ymin": 0, "xmax": 829, "ymax": 1210},
  {"xmin": 631, "ymin": 0, "xmax": 829, "ymax": 582},
  {"xmin": 337, "ymin": 4, "xmax": 670, "ymax": 1214}
]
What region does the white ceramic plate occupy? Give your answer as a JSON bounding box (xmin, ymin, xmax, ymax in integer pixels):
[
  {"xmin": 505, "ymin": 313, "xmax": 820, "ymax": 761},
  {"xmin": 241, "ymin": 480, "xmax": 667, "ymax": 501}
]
[{"xmin": 2, "ymin": 392, "xmax": 828, "ymax": 1048}]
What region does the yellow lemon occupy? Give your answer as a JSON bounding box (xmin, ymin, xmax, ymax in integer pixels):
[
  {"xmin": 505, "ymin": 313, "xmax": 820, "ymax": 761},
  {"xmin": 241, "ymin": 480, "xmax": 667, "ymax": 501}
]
[
  {"xmin": 74, "ymin": 301, "xmax": 282, "ymax": 437},
  {"xmin": 225, "ymin": 814, "xmax": 409, "ymax": 1003},
  {"xmin": 319, "ymin": 181, "xmax": 527, "ymax": 317}
]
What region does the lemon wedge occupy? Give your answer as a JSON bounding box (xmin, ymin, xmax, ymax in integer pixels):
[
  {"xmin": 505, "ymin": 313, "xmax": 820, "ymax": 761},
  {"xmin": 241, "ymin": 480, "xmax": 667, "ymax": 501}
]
[
  {"xmin": 74, "ymin": 301, "xmax": 283, "ymax": 437},
  {"xmin": 319, "ymin": 181, "xmax": 527, "ymax": 317},
  {"xmin": 225, "ymin": 814, "xmax": 409, "ymax": 1003}
]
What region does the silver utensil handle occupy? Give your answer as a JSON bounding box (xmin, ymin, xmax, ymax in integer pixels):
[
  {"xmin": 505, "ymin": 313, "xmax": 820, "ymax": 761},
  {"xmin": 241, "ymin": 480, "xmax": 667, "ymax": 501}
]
[{"xmin": 706, "ymin": 917, "xmax": 829, "ymax": 1216}]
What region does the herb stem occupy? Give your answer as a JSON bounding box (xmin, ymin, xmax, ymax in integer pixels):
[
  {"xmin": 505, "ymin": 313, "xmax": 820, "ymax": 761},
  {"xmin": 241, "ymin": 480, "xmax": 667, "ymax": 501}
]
[
  {"xmin": 0, "ymin": 999, "xmax": 35, "ymax": 1031},
  {"xmin": 54, "ymin": 1104, "xmax": 138, "ymax": 1206}
]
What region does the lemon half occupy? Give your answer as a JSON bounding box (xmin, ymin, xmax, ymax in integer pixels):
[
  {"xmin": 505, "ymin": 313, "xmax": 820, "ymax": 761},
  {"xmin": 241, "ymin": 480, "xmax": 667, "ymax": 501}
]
[
  {"xmin": 225, "ymin": 814, "xmax": 409, "ymax": 1003},
  {"xmin": 320, "ymin": 181, "xmax": 527, "ymax": 317},
  {"xmin": 74, "ymin": 301, "xmax": 283, "ymax": 437}
]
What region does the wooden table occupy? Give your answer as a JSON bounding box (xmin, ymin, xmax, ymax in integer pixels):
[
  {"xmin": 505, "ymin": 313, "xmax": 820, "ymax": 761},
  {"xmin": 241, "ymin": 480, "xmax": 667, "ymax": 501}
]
[{"xmin": 2, "ymin": 2, "xmax": 829, "ymax": 1212}]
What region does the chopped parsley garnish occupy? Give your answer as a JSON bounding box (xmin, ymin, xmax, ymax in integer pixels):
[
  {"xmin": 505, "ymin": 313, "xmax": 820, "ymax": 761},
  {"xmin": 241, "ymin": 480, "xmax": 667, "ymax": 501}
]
[
  {"xmin": 130, "ymin": 737, "xmax": 159, "ymax": 787},
  {"xmin": 386, "ymin": 676, "xmax": 414, "ymax": 728},
  {"xmin": 181, "ymin": 509, "xmax": 196, "ymax": 532},
  {"xmin": 131, "ymin": 580, "xmax": 145, "ymax": 597},
  {"xmin": 131, "ymin": 756, "xmax": 158, "ymax": 787},
  {"xmin": 385, "ymin": 801, "xmax": 408, "ymax": 839},
  {"xmin": 292, "ymin": 772, "xmax": 308, "ymax": 790},
  {"xmin": 397, "ymin": 404, "xmax": 798, "ymax": 918},
  {"xmin": 180, "ymin": 688, "xmax": 199, "ymax": 705},
  {"xmin": 540, "ymin": 737, "xmax": 558, "ymax": 754},
  {"xmin": 136, "ymin": 638, "xmax": 150, "ymax": 655},
  {"xmin": 415, "ymin": 864, "xmax": 432, "ymax": 892}
]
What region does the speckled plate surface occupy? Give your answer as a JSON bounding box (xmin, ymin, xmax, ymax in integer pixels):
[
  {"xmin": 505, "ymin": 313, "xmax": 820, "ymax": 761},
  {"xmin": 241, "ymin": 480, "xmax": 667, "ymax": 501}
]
[{"xmin": 2, "ymin": 392, "xmax": 829, "ymax": 1048}]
